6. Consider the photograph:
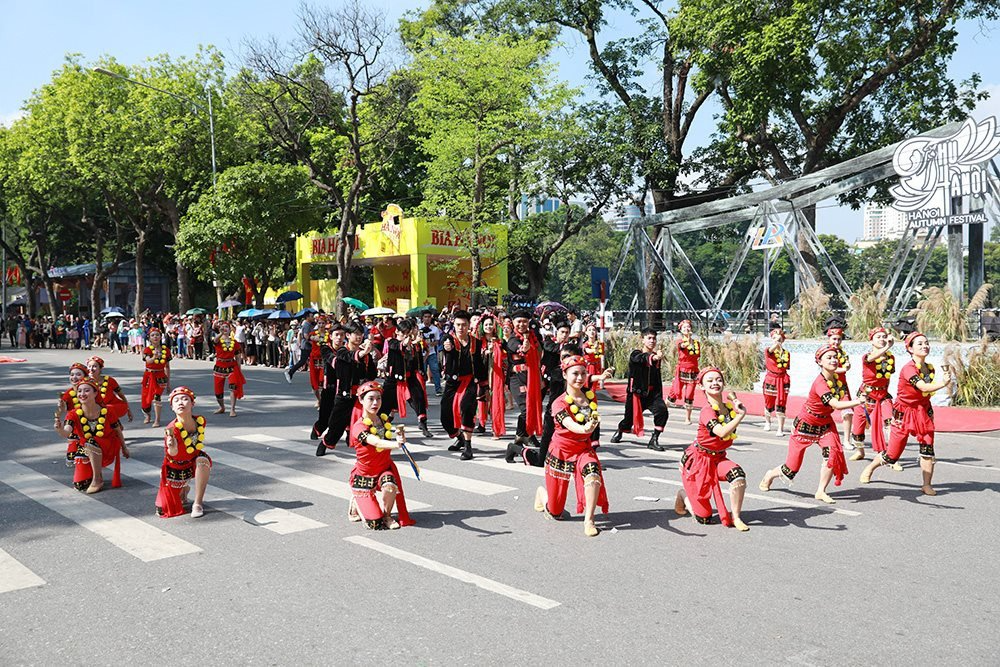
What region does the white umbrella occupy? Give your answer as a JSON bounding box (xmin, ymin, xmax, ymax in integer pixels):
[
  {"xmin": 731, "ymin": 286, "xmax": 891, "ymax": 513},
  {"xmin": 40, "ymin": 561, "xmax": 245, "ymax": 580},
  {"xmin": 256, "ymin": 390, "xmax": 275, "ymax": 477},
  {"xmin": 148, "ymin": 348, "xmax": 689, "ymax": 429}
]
[{"xmin": 361, "ymin": 306, "xmax": 396, "ymax": 316}]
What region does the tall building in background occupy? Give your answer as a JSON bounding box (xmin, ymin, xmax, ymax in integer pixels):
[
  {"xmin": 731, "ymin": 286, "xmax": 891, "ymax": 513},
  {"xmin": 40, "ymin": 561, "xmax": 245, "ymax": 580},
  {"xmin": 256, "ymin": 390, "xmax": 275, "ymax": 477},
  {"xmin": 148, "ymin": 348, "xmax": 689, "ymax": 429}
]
[{"xmin": 862, "ymin": 202, "xmax": 908, "ymax": 240}]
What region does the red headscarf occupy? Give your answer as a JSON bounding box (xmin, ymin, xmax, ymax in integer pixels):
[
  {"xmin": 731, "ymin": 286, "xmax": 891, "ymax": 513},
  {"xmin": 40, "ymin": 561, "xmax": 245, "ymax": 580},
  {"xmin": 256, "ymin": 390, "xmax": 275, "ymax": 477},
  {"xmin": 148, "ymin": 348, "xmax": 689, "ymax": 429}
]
[
  {"xmin": 560, "ymin": 355, "xmax": 587, "ymax": 372},
  {"xmin": 87, "ymin": 356, "xmax": 105, "ymax": 368},
  {"xmin": 696, "ymin": 366, "xmax": 724, "ymax": 385},
  {"xmin": 357, "ymin": 380, "xmax": 383, "ymax": 397},
  {"xmin": 70, "ymin": 362, "xmax": 89, "ymax": 375},
  {"xmin": 904, "ymin": 331, "xmax": 926, "ymax": 350},
  {"xmin": 868, "ymin": 326, "xmax": 887, "ymax": 340},
  {"xmin": 826, "ymin": 327, "xmax": 844, "ymax": 337},
  {"xmin": 168, "ymin": 386, "xmax": 197, "ymax": 404},
  {"xmin": 814, "ymin": 344, "xmax": 839, "ymax": 364}
]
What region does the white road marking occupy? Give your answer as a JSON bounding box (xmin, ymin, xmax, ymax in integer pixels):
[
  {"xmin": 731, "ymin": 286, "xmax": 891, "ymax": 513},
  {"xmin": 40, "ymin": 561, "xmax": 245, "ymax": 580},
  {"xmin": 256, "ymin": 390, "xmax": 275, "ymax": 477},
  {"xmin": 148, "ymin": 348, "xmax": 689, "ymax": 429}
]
[
  {"xmin": 238, "ymin": 406, "xmax": 268, "ymax": 414},
  {"xmin": 0, "ymin": 461, "xmax": 201, "ymax": 561},
  {"xmin": 937, "ymin": 460, "xmax": 999, "ymax": 472},
  {"xmin": 0, "ymin": 548, "xmax": 45, "ymax": 594},
  {"xmin": 234, "ymin": 434, "xmax": 518, "ymax": 496},
  {"xmin": 246, "ymin": 378, "xmax": 281, "ymax": 385},
  {"xmin": 344, "ymin": 535, "xmax": 560, "ymax": 610},
  {"xmin": 207, "ymin": 448, "xmax": 431, "ymax": 510},
  {"xmin": 0, "ymin": 417, "xmax": 46, "ymax": 432},
  {"xmin": 640, "ymin": 476, "xmax": 863, "ymax": 517},
  {"xmin": 122, "ymin": 459, "xmax": 326, "ymax": 534}
]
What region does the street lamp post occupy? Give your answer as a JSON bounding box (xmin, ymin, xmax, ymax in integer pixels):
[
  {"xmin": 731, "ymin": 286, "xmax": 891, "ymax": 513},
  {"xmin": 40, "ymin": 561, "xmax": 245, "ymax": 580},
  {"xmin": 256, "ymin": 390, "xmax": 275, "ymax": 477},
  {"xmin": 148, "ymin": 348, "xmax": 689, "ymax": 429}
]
[
  {"xmin": 93, "ymin": 67, "xmax": 216, "ymax": 186},
  {"xmin": 93, "ymin": 66, "xmax": 222, "ymax": 310}
]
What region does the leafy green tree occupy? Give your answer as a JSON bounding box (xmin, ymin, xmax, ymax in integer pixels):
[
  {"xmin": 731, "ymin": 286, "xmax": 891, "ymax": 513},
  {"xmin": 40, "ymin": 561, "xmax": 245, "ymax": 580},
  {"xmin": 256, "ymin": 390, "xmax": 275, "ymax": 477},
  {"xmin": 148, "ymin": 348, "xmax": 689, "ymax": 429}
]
[
  {"xmin": 408, "ymin": 30, "xmax": 572, "ymax": 307},
  {"xmin": 239, "ymin": 1, "xmax": 414, "ymax": 314},
  {"xmin": 543, "ymin": 220, "xmax": 636, "ymax": 310},
  {"xmin": 177, "ymin": 163, "xmax": 323, "ymax": 306},
  {"xmin": 674, "ymin": 0, "xmax": 998, "ymax": 277}
]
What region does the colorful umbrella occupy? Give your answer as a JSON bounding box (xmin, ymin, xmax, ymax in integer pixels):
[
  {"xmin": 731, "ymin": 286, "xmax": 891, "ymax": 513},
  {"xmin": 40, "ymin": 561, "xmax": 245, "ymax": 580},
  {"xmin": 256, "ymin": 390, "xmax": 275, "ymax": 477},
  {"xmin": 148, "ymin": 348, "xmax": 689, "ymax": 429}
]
[
  {"xmin": 343, "ymin": 297, "xmax": 369, "ymax": 310},
  {"xmin": 275, "ymin": 290, "xmax": 304, "ymax": 303}
]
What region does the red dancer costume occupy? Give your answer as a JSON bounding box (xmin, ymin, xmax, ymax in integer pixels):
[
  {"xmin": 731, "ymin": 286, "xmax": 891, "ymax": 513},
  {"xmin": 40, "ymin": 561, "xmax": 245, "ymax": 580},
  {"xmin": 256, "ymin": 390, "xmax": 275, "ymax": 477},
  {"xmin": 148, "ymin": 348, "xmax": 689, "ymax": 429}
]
[
  {"xmin": 58, "ymin": 379, "xmax": 129, "ymax": 492},
  {"xmin": 535, "ymin": 356, "xmax": 608, "ymax": 537},
  {"xmin": 140, "ymin": 331, "xmax": 171, "ymax": 415},
  {"xmin": 859, "ymin": 332, "xmax": 951, "ymax": 496},
  {"xmin": 348, "ymin": 382, "xmax": 415, "ymax": 530},
  {"xmin": 668, "ymin": 321, "xmax": 701, "ymax": 409},
  {"xmin": 380, "ymin": 322, "xmax": 431, "ymax": 437},
  {"xmin": 850, "ymin": 327, "xmax": 895, "ymax": 457},
  {"xmin": 760, "ymin": 345, "xmax": 866, "ymax": 501},
  {"xmin": 762, "ymin": 335, "xmax": 791, "ymax": 417},
  {"xmin": 59, "ymin": 362, "xmax": 89, "ymax": 413},
  {"xmin": 677, "ymin": 368, "xmax": 749, "ymax": 529},
  {"xmin": 212, "ymin": 336, "xmax": 246, "ymax": 399},
  {"xmin": 155, "ymin": 393, "xmax": 210, "ymax": 518},
  {"xmin": 507, "ymin": 310, "xmax": 544, "ymax": 441},
  {"xmin": 481, "ymin": 332, "xmax": 507, "ymax": 437},
  {"xmin": 308, "ymin": 324, "xmax": 330, "ymax": 394},
  {"xmin": 583, "ymin": 337, "xmax": 605, "ymax": 377}
]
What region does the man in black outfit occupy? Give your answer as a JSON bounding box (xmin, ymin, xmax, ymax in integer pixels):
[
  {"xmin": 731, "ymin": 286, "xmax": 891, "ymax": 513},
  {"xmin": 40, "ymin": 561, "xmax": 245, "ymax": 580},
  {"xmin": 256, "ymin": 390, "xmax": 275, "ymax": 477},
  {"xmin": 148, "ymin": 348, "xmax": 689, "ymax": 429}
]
[
  {"xmin": 439, "ymin": 310, "xmax": 486, "ymax": 460},
  {"xmin": 610, "ymin": 327, "xmax": 669, "ymax": 451},
  {"xmin": 316, "ymin": 321, "xmax": 370, "ymax": 456}
]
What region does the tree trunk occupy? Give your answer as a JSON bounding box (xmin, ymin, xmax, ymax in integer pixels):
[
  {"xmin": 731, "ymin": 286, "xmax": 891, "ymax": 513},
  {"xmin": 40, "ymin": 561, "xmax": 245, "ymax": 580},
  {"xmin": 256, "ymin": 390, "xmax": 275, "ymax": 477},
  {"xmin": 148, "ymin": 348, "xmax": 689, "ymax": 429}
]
[
  {"xmin": 522, "ymin": 255, "xmax": 546, "ymax": 301},
  {"xmin": 336, "ymin": 209, "xmax": 357, "ymax": 317},
  {"xmin": 176, "ymin": 261, "xmax": 191, "ymax": 313},
  {"xmin": 646, "ymin": 189, "xmax": 673, "ymax": 329},
  {"xmin": 134, "ymin": 229, "xmax": 147, "ymax": 316},
  {"xmin": 470, "ymin": 245, "xmax": 483, "ymax": 310}
]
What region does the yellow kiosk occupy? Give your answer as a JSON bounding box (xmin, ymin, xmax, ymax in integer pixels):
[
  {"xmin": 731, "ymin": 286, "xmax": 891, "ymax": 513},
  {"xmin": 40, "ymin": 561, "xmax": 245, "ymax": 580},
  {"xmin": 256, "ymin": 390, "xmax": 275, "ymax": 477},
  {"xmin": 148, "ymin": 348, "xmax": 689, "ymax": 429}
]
[{"xmin": 295, "ymin": 205, "xmax": 508, "ymax": 312}]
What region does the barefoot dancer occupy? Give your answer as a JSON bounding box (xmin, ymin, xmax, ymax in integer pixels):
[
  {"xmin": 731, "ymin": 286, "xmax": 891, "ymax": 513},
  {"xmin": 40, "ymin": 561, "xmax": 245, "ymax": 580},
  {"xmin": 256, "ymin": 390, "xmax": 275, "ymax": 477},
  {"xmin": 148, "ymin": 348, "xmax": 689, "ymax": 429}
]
[
  {"xmin": 140, "ymin": 328, "xmax": 171, "ymax": 427},
  {"xmin": 759, "ymin": 345, "xmax": 868, "ymax": 504},
  {"xmin": 848, "ymin": 327, "xmax": 895, "ymax": 462},
  {"xmin": 211, "ymin": 321, "xmax": 246, "ymax": 417},
  {"xmin": 859, "ymin": 332, "xmax": 952, "ymax": 496},
  {"xmin": 156, "ymin": 387, "xmax": 212, "ymax": 518},
  {"xmin": 761, "ymin": 328, "xmax": 790, "ymax": 435},
  {"xmin": 533, "ymin": 355, "xmax": 608, "ymax": 537},
  {"xmin": 667, "ymin": 319, "xmax": 701, "ymax": 424},
  {"xmin": 54, "ymin": 378, "xmax": 129, "ymax": 493},
  {"xmin": 347, "ymin": 381, "xmax": 415, "ymax": 530},
  {"xmin": 674, "ymin": 368, "xmax": 750, "ymax": 531}
]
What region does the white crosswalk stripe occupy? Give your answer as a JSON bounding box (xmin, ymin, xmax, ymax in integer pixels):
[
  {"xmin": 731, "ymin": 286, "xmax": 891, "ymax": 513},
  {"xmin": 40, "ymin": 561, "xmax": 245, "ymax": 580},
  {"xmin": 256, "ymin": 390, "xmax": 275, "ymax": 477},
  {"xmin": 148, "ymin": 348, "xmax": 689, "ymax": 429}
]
[
  {"xmin": 0, "ymin": 548, "xmax": 45, "ymax": 593},
  {"xmin": 1, "ymin": 416, "xmax": 46, "ymax": 432},
  {"xmin": 122, "ymin": 459, "xmax": 327, "ymax": 534},
  {"xmin": 207, "ymin": 447, "xmax": 432, "ymax": 510},
  {"xmin": 234, "ymin": 433, "xmax": 518, "ymax": 496},
  {"xmin": 0, "ymin": 460, "xmax": 201, "ymax": 562}
]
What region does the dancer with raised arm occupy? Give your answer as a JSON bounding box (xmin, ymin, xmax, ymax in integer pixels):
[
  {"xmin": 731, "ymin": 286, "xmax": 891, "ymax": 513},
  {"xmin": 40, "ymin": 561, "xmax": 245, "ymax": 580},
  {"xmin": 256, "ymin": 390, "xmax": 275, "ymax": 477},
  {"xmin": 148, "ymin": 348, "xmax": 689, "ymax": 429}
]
[
  {"xmin": 759, "ymin": 344, "xmax": 868, "ymax": 504},
  {"xmin": 54, "ymin": 378, "xmax": 129, "ymax": 493},
  {"xmin": 859, "ymin": 332, "xmax": 952, "ymax": 496},
  {"xmin": 610, "ymin": 328, "xmax": 669, "ymax": 451},
  {"xmin": 212, "ymin": 321, "xmax": 246, "ymax": 418},
  {"xmin": 140, "ymin": 327, "xmax": 171, "ymax": 427},
  {"xmin": 848, "ymin": 327, "xmax": 896, "ymax": 462},
  {"xmin": 667, "ymin": 319, "xmax": 701, "ymax": 424},
  {"xmin": 761, "ymin": 328, "xmax": 790, "ymax": 435}
]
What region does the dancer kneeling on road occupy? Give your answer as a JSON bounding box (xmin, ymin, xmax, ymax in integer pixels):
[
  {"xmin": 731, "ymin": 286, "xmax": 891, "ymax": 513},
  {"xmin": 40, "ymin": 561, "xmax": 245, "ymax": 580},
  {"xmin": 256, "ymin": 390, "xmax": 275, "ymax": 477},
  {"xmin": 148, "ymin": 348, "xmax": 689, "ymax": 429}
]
[
  {"xmin": 533, "ymin": 355, "xmax": 609, "ymax": 537},
  {"xmin": 156, "ymin": 387, "xmax": 211, "ymax": 518},
  {"xmin": 347, "ymin": 381, "xmax": 415, "ymax": 530},
  {"xmin": 674, "ymin": 367, "xmax": 750, "ymax": 531},
  {"xmin": 859, "ymin": 332, "xmax": 952, "ymax": 496},
  {"xmin": 54, "ymin": 377, "xmax": 129, "ymax": 494},
  {"xmin": 759, "ymin": 344, "xmax": 869, "ymax": 504}
]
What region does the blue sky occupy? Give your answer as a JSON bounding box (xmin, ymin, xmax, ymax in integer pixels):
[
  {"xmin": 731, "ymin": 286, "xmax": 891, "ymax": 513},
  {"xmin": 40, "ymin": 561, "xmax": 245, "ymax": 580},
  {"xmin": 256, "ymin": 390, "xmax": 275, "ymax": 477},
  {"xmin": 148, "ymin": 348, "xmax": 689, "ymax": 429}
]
[{"xmin": 2, "ymin": 1, "xmax": 997, "ymax": 241}]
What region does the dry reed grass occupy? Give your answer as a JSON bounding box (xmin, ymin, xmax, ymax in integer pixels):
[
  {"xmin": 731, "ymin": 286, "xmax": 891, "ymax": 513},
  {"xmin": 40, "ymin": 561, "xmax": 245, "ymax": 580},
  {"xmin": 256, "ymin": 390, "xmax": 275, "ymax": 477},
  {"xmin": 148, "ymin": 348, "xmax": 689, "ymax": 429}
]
[
  {"xmin": 910, "ymin": 286, "xmax": 968, "ymax": 341},
  {"xmin": 943, "ymin": 338, "xmax": 1000, "ymax": 407},
  {"xmin": 847, "ymin": 283, "xmax": 888, "ymax": 338},
  {"xmin": 788, "ymin": 285, "xmax": 830, "ymax": 338}
]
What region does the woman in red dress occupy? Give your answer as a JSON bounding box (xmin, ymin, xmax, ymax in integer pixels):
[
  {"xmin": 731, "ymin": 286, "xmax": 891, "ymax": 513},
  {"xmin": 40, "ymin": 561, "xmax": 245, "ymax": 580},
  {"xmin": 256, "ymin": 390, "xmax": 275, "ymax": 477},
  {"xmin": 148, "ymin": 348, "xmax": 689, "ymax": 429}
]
[
  {"xmin": 85, "ymin": 356, "xmax": 132, "ymax": 415},
  {"xmin": 668, "ymin": 319, "xmax": 701, "ymax": 424},
  {"xmin": 212, "ymin": 320, "xmax": 246, "ymax": 417},
  {"xmin": 347, "ymin": 381, "xmax": 415, "ymax": 530},
  {"xmin": 582, "ymin": 322, "xmax": 605, "ymax": 378},
  {"xmin": 759, "ymin": 345, "xmax": 869, "ymax": 504},
  {"xmin": 761, "ymin": 328, "xmax": 791, "ymax": 435},
  {"xmin": 477, "ymin": 314, "xmax": 506, "ymax": 438},
  {"xmin": 53, "ymin": 378, "xmax": 129, "ymax": 493},
  {"xmin": 58, "ymin": 362, "xmax": 89, "ymax": 414},
  {"xmin": 155, "ymin": 387, "xmax": 211, "ymax": 518},
  {"xmin": 532, "ymin": 355, "xmax": 609, "ymax": 537},
  {"xmin": 824, "ymin": 326, "xmax": 854, "ymax": 443},
  {"xmin": 848, "ymin": 327, "xmax": 896, "ymax": 462},
  {"xmin": 140, "ymin": 327, "xmax": 172, "ymax": 427},
  {"xmin": 674, "ymin": 367, "xmax": 750, "ymax": 531},
  {"xmin": 859, "ymin": 332, "xmax": 952, "ymax": 496}
]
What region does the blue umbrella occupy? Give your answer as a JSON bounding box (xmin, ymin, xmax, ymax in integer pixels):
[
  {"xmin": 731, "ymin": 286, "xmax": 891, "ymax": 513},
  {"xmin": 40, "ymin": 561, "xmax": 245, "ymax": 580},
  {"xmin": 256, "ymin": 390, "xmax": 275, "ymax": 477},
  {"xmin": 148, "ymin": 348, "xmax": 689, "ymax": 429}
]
[
  {"xmin": 237, "ymin": 308, "xmax": 267, "ymax": 318},
  {"xmin": 275, "ymin": 290, "xmax": 304, "ymax": 304},
  {"xmin": 268, "ymin": 310, "xmax": 292, "ymax": 319},
  {"xmin": 293, "ymin": 307, "xmax": 318, "ymax": 317}
]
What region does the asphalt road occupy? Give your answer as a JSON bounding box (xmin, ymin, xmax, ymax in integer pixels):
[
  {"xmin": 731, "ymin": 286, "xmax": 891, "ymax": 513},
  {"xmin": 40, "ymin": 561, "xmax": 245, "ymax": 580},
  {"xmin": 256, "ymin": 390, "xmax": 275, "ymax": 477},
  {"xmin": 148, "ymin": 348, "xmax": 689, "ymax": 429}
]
[{"xmin": 1, "ymin": 347, "xmax": 998, "ymax": 665}]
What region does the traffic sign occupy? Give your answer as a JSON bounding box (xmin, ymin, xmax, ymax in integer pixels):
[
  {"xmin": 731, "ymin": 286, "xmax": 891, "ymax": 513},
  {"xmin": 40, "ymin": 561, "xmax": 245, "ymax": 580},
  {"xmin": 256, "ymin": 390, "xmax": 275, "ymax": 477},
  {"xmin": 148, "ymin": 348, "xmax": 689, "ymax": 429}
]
[{"xmin": 57, "ymin": 289, "xmax": 72, "ymax": 301}]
